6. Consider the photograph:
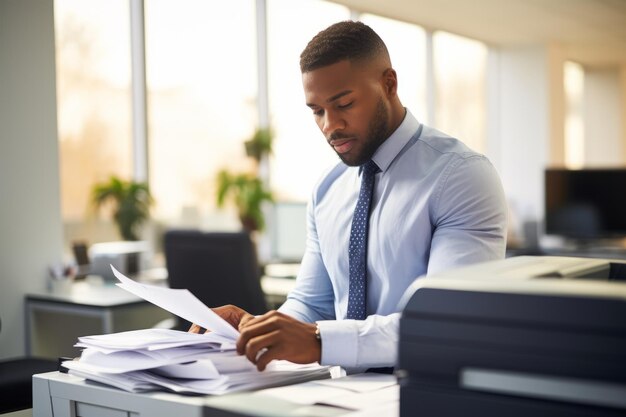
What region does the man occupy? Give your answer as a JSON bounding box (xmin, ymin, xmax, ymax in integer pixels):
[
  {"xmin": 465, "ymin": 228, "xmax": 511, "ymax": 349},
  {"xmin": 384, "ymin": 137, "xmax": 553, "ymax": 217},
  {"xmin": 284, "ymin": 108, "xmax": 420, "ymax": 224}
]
[{"xmin": 192, "ymin": 21, "xmax": 507, "ymax": 372}]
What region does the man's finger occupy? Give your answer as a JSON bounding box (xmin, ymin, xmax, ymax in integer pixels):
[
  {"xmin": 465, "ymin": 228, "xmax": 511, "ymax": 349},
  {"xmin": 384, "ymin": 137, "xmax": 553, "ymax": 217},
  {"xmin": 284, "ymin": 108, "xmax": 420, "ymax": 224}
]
[
  {"xmin": 188, "ymin": 323, "xmax": 201, "ymax": 333},
  {"xmin": 238, "ymin": 313, "xmax": 256, "ymax": 329},
  {"xmin": 256, "ymin": 344, "xmax": 286, "ymax": 371},
  {"xmin": 238, "ymin": 310, "xmax": 280, "ymax": 330},
  {"xmin": 236, "ymin": 317, "xmax": 281, "ymax": 355},
  {"xmin": 244, "ymin": 330, "xmax": 280, "ymax": 364}
]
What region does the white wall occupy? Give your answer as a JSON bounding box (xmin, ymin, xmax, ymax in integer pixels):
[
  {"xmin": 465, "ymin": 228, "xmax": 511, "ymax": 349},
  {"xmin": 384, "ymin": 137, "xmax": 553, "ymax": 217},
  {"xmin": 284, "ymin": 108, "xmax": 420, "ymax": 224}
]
[
  {"xmin": 584, "ymin": 68, "xmax": 624, "ymax": 166},
  {"xmin": 0, "ymin": 0, "xmax": 63, "ymax": 358},
  {"xmin": 487, "ymin": 46, "xmax": 553, "ymax": 231}
]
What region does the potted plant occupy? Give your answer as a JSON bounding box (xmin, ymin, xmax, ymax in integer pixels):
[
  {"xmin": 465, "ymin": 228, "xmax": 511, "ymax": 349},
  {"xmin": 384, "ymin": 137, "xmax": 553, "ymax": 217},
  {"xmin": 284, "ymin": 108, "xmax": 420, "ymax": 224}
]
[
  {"xmin": 216, "ymin": 170, "xmax": 273, "ymax": 232},
  {"xmin": 92, "ymin": 176, "xmax": 153, "ymax": 241},
  {"xmin": 244, "ymin": 127, "xmax": 273, "ymax": 162},
  {"xmin": 216, "ymin": 127, "xmax": 274, "ymax": 232}
]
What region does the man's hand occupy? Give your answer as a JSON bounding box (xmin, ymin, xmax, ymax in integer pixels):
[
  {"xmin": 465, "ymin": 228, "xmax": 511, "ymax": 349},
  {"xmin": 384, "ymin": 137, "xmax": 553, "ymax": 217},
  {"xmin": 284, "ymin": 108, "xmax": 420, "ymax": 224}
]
[
  {"xmin": 236, "ymin": 310, "xmax": 321, "ymax": 371},
  {"xmin": 188, "ymin": 304, "xmax": 254, "ymax": 333}
]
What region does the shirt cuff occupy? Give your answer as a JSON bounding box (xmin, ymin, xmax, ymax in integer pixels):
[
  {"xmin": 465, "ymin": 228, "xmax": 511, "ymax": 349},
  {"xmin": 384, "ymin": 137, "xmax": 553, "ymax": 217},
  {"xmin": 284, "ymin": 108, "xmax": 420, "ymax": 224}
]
[{"xmin": 316, "ymin": 319, "xmax": 359, "ymax": 367}]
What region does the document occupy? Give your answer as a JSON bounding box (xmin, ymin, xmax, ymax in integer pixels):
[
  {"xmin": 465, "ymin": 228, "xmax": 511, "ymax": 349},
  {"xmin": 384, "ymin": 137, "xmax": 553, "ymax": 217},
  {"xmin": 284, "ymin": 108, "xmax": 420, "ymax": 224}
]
[
  {"xmin": 312, "ymin": 373, "xmax": 396, "ymax": 393},
  {"xmin": 319, "ymin": 385, "xmax": 399, "ymax": 410},
  {"xmin": 255, "ymin": 382, "xmax": 351, "ymax": 405},
  {"xmin": 76, "ymin": 328, "xmax": 234, "ymax": 352},
  {"xmin": 64, "ymin": 270, "xmax": 335, "ymax": 395},
  {"xmin": 72, "ymin": 345, "xmax": 220, "ymax": 374},
  {"xmin": 111, "ymin": 266, "xmax": 239, "ymax": 339},
  {"xmin": 64, "ymin": 347, "xmax": 332, "ymax": 395},
  {"xmin": 256, "ymin": 373, "xmax": 398, "ymax": 410},
  {"xmin": 341, "ymin": 401, "xmax": 399, "ymax": 416}
]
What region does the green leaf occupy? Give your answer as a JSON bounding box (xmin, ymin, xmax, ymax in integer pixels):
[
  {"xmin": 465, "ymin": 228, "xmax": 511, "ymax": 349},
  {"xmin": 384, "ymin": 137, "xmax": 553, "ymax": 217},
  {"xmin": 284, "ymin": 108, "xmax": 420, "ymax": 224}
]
[
  {"xmin": 215, "ymin": 171, "xmax": 273, "ymax": 231},
  {"xmin": 91, "ymin": 176, "xmax": 153, "ymax": 240}
]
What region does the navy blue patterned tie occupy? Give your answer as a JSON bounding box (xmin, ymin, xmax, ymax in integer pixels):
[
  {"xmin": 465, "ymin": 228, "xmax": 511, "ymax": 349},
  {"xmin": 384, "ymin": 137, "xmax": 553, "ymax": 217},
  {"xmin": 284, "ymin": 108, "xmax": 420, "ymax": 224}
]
[{"xmin": 347, "ymin": 160, "xmax": 380, "ymax": 320}]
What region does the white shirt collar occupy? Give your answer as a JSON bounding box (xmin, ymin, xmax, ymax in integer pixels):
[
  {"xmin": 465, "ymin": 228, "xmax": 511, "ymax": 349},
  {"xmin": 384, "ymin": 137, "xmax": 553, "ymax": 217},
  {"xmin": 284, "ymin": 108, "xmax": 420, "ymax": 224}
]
[{"xmin": 370, "ymin": 109, "xmax": 420, "ymax": 173}]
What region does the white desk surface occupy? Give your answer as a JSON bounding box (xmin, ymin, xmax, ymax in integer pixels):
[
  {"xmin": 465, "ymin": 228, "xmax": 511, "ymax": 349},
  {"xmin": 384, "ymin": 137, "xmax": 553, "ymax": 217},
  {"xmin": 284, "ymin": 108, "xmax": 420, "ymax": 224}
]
[
  {"xmin": 34, "ymin": 371, "xmax": 397, "ymax": 417},
  {"xmin": 260, "ymin": 275, "xmax": 296, "ymax": 297},
  {"xmin": 26, "ymin": 272, "xmax": 296, "ymax": 307},
  {"xmin": 27, "ymin": 280, "xmax": 145, "ymax": 307},
  {"xmin": 25, "ymin": 273, "xmax": 296, "ymax": 357}
]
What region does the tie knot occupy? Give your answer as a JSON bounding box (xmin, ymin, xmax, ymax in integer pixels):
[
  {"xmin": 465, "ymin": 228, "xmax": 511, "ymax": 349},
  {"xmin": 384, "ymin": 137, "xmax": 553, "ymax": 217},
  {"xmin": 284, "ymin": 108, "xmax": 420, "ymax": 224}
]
[{"xmin": 362, "ymin": 160, "xmax": 380, "ymax": 177}]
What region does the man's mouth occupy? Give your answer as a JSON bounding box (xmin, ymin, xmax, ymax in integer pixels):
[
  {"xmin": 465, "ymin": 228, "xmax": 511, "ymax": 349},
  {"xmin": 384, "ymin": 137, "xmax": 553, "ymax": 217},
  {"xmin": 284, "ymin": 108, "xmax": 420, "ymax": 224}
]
[{"xmin": 329, "ymin": 137, "xmax": 356, "ymax": 154}]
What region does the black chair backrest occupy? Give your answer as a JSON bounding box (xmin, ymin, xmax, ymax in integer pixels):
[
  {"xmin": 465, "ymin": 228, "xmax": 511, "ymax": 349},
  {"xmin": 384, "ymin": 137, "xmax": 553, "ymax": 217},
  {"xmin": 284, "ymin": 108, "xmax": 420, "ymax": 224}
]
[{"xmin": 164, "ymin": 230, "xmax": 268, "ymax": 330}]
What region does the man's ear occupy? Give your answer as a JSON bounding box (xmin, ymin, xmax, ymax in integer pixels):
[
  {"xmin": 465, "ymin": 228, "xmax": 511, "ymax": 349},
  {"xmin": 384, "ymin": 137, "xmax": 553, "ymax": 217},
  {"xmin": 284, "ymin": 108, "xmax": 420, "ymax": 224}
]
[{"xmin": 382, "ymin": 68, "xmax": 398, "ymax": 97}]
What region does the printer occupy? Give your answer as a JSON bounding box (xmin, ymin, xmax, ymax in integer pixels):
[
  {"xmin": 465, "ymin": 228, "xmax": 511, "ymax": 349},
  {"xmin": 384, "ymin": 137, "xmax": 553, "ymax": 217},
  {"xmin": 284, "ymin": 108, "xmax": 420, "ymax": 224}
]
[
  {"xmin": 398, "ymin": 256, "xmax": 626, "ymax": 417},
  {"xmin": 89, "ymin": 241, "xmax": 150, "ymax": 281}
]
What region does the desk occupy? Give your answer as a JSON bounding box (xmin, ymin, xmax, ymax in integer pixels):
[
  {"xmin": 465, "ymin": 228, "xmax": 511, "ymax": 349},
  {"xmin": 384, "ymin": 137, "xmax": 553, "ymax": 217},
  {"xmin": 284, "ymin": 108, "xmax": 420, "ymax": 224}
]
[
  {"xmin": 260, "ymin": 276, "xmax": 296, "ymax": 309},
  {"xmin": 540, "ymin": 247, "xmax": 626, "ymax": 260},
  {"xmin": 25, "ymin": 281, "xmax": 172, "ymax": 359},
  {"xmin": 33, "ymin": 371, "xmax": 397, "ymax": 417},
  {"xmin": 25, "ymin": 276, "xmax": 296, "ymax": 359},
  {"xmin": 261, "ymin": 263, "xmax": 299, "ymax": 309}
]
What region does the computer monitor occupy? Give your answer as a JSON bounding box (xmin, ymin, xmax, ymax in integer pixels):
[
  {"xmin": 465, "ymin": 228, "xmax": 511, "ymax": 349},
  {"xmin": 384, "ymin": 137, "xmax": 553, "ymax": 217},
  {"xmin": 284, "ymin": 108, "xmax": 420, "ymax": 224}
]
[
  {"xmin": 544, "ymin": 168, "xmax": 626, "ymax": 240},
  {"xmin": 269, "ymin": 202, "xmax": 308, "ymax": 263}
]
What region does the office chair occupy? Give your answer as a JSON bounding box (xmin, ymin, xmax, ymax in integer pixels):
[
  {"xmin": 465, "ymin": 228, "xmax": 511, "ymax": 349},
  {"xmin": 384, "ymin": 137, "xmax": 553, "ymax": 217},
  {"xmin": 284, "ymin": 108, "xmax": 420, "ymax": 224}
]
[
  {"xmin": 164, "ymin": 230, "xmax": 268, "ymax": 330},
  {"xmin": 0, "ymin": 317, "xmax": 58, "ymax": 413}
]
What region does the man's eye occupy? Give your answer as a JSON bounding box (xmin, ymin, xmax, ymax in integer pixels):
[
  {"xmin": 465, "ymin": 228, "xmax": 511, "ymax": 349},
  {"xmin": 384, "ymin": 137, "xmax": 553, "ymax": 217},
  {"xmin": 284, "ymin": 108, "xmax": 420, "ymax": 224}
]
[
  {"xmin": 338, "ymin": 102, "xmax": 353, "ymax": 109},
  {"xmin": 313, "ymin": 108, "xmax": 324, "ymax": 116}
]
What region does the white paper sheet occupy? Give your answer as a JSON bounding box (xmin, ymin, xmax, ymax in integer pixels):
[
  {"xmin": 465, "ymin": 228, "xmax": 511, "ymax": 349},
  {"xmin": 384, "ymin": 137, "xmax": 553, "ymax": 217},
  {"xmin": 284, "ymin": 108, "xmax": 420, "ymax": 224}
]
[
  {"xmin": 258, "ymin": 373, "xmax": 398, "ymax": 407},
  {"xmin": 312, "ymin": 373, "xmax": 397, "ymax": 392},
  {"xmin": 66, "ymin": 367, "xmax": 156, "ymax": 393},
  {"xmin": 341, "ymin": 401, "xmax": 399, "ymax": 416},
  {"xmin": 257, "ymin": 382, "xmax": 350, "ymax": 405},
  {"xmin": 111, "ymin": 266, "xmax": 239, "ymax": 339},
  {"xmin": 151, "ymin": 359, "xmax": 221, "ymax": 379},
  {"xmin": 319, "ymin": 385, "xmax": 399, "ymax": 410},
  {"xmin": 75, "ymin": 348, "xmax": 217, "ymax": 373},
  {"xmin": 65, "ymin": 358, "xmax": 333, "ymax": 395},
  {"xmin": 76, "ymin": 328, "xmax": 231, "ymax": 351}
]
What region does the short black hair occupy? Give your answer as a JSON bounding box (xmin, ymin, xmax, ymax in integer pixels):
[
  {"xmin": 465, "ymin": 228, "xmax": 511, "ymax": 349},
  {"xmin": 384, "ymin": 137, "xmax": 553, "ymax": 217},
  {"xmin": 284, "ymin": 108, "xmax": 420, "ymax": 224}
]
[{"xmin": 300, "ymin": 20, "xmax": 389, "ymax": 73}]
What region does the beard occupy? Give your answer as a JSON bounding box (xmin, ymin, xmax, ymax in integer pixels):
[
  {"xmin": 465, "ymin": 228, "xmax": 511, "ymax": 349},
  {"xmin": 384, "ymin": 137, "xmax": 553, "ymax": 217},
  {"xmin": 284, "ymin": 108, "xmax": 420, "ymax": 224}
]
[{"xmin": 334, "ymin": 97, "xmax": 389, "ymax": 167}]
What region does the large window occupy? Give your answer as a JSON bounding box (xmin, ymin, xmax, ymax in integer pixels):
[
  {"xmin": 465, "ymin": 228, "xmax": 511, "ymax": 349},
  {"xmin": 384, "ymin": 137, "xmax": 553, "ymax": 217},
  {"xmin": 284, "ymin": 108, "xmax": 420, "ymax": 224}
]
[
  {"xmin": 360, "ymin": 14, "xmax": 427, "ymax": 121},
  {"xmin": 54, "ymin": 0, "xmax": 493, "ymax": 251},
  {"xmin": 563, "ymin": 61, "xmax": 585, "ymax": 169},
  {"xmin": 145, "ymin": 0, "xmax": 258, "ymax": 223},
  {"xmin": 267, "ymin": 0, "xmax": 350, "ymax": 201},
  {"xmin": 433, "ymin": 31, "xmax": 487, "ymax": 152},
  {"xmin": 54, "ymin": 0, "xmax": 133, "ymax": 243}
]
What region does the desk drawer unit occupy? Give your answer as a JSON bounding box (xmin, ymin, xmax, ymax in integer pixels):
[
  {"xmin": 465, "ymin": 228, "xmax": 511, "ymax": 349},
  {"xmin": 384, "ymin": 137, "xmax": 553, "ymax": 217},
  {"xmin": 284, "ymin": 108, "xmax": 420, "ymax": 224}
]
[{"xmin": 33, "ymin": 373, "xmax": 205, "ymax": 417}]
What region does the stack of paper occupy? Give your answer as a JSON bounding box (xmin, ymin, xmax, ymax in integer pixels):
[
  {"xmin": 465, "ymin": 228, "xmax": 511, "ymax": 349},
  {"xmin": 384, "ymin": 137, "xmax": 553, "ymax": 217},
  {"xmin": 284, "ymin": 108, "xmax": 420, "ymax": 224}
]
[
  {"xmin": 63, "ymin": 328, "xmax": 331, "ymax": 395},
  {"xmin": 63, "ymin": 266, "xmax": 332, "ymax": 395}
]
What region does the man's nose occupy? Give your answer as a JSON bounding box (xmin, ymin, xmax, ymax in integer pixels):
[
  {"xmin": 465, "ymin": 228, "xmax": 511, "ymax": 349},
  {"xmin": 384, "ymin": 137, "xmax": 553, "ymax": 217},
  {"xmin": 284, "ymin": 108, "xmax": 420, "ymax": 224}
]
[{"xmin": 321, "ymin": 111, "xmax": 345, "ymax": 137}]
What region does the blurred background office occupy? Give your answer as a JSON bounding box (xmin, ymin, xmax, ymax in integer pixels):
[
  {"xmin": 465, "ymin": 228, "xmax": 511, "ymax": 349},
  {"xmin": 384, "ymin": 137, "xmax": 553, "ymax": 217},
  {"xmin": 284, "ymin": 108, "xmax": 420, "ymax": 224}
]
[{"xmin": 1, "ymin": 0, "xmax": 625, "ymax": 361}]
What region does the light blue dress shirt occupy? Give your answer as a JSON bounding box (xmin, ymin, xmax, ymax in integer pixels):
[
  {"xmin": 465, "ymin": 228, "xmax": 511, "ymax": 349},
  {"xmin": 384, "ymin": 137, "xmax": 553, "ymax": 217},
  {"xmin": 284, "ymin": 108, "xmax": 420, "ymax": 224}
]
[{"xmin": 278, "ymin": 110, "xmax": 507, "ymax": 369}]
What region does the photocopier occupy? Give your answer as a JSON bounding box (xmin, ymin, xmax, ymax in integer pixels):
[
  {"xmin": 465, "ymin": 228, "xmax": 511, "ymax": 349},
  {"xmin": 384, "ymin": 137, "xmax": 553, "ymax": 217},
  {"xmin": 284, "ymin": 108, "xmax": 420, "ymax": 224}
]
[{"xmin": 398, "ymin": 256, "xmax": 626, "ymax": 417}]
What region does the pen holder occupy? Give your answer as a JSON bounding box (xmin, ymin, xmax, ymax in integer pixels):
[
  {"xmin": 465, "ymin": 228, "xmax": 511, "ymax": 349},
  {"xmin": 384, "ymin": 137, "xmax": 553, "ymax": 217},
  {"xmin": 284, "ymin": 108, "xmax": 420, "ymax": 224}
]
[{"xmin": 50, "ymin": 277, "xmax": 73, "ymax": 294}]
